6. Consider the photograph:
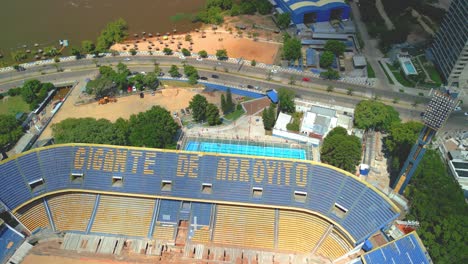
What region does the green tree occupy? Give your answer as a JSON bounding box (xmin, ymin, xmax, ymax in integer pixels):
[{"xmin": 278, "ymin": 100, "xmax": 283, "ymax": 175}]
[
  {"xmin": 181, "ymin": 48, "xmax": 191, "ymax": 57},
  {"xmin": 169, "ymin": 65, "xmax": 180, "ymax": 77},
  {"xmin": 206, "ymin": 103, "xmax": 222, "ymax": 125},
  {"xmin": 220, "ymin": 94, "xmax": 227, "ymax": 114},
  {"xmin": 96, "ymin": 18, "xmax": 128, "ymax": 52},
  {"xmin": 320, "ymin": 51, "xmax": 335, "ymax": 68},
  {"xmin": 21, "ymin": 79, "xmax": 42, "ymax": 104},
  {"xmin": 324, "ymin": 40, "xmax": 346, "ymax": 56},
  {"xmin": 251, "ymin": 59, "xmax": 257, "ymax": 66},
  {"xmin": 385, "ymin": 121, "xmax": 423, "ymax": 170},
  {"xmin": 197, "ymin": 6, "xmax": 224, "ymax": 24},
  {"xmin": 320, "ymin": 127, "xmax": 362, "ymax": 173},
  {"xmin": 321, "ymin": 68, "xmax": 340, "ymax": 80},
  {"xmin": 225, "ymin": 88, "xmax": 234, "ymax": 113},
  {"xmin": 163, "ymin": 47, "xmax": 173, "ymax": 55},
  {"xmin": 255, "ymin": 0, "xmax": 273, "ymax": 15},
  {"xmin": 81, "ymin": 40, "xmax": 95, "ymax": 54},
  {"xmin": 71, "ymin": 47, "xmax": 81, "ymax": 58},
  {"xmin": 143, "ymin": 72, "xmax": 160, "ymax": 90},
  {"xmin": 0, "ymin": 115, "xmax": 23, "ymax": 151},
  {"xmin": 198, "ymin": 50, "xmax": 208, "ymax": 58},
  {"xmin": 130, "ymin": 74, "xmax": 145, "ymax": 91},
  {"xmin": 216, "ymin": 49, "xmax": 228, "ymax": 60},
  {"xmin": 183, "ymin": 65, "xmax": 199, "ymax": 79},
  {"xmin": 276, "ymin": 12, "xmax": 291, "ymax": 29},
  {"xmin": 262, "ymin": 104, "xmax": 276, "ymax": 130},
  {"xmin": 354, "ymin": 100, "xmax": 401, "ymax": 131},
  {"xmin": 326, "ymin": 85, "xmax": 334, "ymax": 92},
  {"xmin": 278, "ymin": 88, "xmax": 295, "ymax": 113},
  {"xmin": 11, "ymin": 51, "xmax": 27, "ymax": 62},
  {"xmin": 188, "ymin": 75, "xmax": 198, "ymax": 85},
  {"xmin": 128, "ymin": 106, "xmax": 179, "ymax": 148},
  {"xmin": 189, "ymin": 94, "xmax": 209, "ymax": 122},
  {"xmin": 52, "ymin": 118, "xmax": 126, "ymax": 145},
  {"xmin": 282, "ymin": 37, "xmax": 302, "ymax": 61},
  {"xmin": 406, "ymin": 150, "xmax": 468, "ymax": 264},
  {"xmin": 129, "ymin": 49, "xmax": 137, "ymax": 56}
]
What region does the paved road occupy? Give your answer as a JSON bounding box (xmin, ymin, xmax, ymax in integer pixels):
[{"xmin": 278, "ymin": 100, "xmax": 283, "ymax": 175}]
[{"xmin": 0, "ymin": 55, "xmax": 430, "ymax": 106}]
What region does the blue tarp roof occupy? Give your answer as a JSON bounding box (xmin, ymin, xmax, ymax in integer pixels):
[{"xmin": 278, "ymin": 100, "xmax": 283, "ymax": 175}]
[
  {"xmin": 363, "ymin": 233, "xmax": 431, "ymax": 264},
  {"xmin": 266, "ymin": 89, "xmax": 279, "ymax": 103},
  {"xmin": 301, "ymin": 39, "xmax": 354, "ymax": 47}
]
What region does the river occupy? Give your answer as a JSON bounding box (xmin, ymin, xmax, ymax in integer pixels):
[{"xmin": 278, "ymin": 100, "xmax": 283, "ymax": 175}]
[{"xmin": 0, "ymin": 0, "xmax": 206, "ymax": 56}]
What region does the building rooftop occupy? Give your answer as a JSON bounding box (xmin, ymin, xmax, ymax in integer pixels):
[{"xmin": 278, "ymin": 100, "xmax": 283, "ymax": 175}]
[
  {"xmin": 310, "ymin": 106, "xmax": 336, "ymax": 117},
  {"xmin": 353, "ymin": 55, "xmax": 367, "ymax": 67},
  {"xmin": 274, "ymin": 112, "xmax": 292, "ymax": 131}
]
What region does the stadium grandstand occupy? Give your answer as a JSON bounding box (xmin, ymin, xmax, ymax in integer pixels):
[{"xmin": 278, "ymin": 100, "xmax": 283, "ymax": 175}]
[
  {"xmin": 273, "ymin": 0, "xmax": 351, "ymax": 24},
  {"xmin": 0, "ymin": 144, "xmax": 432, "ymax": 263}
]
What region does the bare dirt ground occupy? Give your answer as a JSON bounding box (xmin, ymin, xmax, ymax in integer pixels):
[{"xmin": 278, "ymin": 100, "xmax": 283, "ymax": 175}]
[
  {"xmin": 39, "ymin": 80, "xmax": 221, "ymax": 140},
  {"xmin": 111, "ymin": 15, "xmax": 281, "ymax": 64}
]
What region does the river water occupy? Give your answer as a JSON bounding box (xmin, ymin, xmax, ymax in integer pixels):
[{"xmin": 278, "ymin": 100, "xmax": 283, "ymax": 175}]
[{"xmin": 0, "ymin": 0, "xmax": 206, "ymax": 54}]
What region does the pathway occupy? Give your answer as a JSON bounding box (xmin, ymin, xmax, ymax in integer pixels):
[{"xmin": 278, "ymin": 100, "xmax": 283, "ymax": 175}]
[{"xmin": 375, "ymin": 0, "xmax": 395, "ymax": 30}]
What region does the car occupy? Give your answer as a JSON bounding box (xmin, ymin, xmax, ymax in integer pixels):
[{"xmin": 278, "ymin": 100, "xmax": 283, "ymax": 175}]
[
  {"xmin": 200, "ymin": 76, "xmax": 208, "ymax": 80},
  {"xmin": 302, "ymin": 77, "xmax": 310, "ymax": 82},
  {"xmin": 132, "ymin": 86, "xmax": 137, "ymax": 92},
  {"xmin": 123, "ymin": 58, "xmax": 131, "ymax": 61},
  {"xmin": 179, "ymin": 55, "xmax": 186, "ymax": 60},
  {"xmin": 211, "ymin": 74, "xmax": 219, "ymax": 79},
  {"xmin": 158, "ymin": 72, "xmax": 165, "ymax": 77},
  {"xmin": 196, "ymin": 57, "xmax": 203, "ymax": 61},
  {"xmin": 254, "ymin": 86, "xmax": 260, "ymax": 90},
  {"xmin": 247, "ymin": 85, "xmax": 254, "ymax": 89},
  {"xmin": 454, "ymin": 106, "xmax": 462, "ymax": 111},
  {"xmin": 140, "ymin": 71, "xmax": 146, "ymax": 75},
  {"xmin": 271, "ymin": 69, "xmax": 278, "ymax": 73},
  {"xmin": 464, "ymin": 112, "xmax": 468, "ymax": 116}
]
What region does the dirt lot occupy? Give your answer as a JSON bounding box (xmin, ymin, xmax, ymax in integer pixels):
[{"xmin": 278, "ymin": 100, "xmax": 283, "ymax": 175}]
[
  {"xmin": 39, "ymin": 81, "xmax": 222, "ymax": 140},
  {"xmin": 110, "ymin": 15, "xmax": 281, "ymax": 64}
]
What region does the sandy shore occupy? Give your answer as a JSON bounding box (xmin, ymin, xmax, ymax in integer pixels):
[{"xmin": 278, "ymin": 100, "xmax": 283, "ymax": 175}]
[{"xmin": 111, "ymin": 29, "xmax": 281, "ymax": 64}]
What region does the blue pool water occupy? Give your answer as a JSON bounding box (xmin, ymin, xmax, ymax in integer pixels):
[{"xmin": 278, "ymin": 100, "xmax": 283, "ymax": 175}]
[
  {"xmin": 185, "ymin": 142, "xmax": 306, "ymax": 160},
  {"xmin": 404, "ymin": 61, "xmax": 417, "ymax": 74}
]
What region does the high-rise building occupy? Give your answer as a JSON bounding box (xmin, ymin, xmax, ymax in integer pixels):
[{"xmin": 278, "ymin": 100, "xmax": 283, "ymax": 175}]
[{"xmin": 430, "ymin": 0, "xmax": 468, "ymax": 90}]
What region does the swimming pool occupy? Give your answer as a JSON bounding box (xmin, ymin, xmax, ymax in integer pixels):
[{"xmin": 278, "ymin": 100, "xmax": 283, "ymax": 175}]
[
  {"xmin": 185, "ymin": 141, "xmax": 307, "ymax": 160},
  {"xmin": 404, "ymin": 61, "xmax": 417, "ymax": 74}
]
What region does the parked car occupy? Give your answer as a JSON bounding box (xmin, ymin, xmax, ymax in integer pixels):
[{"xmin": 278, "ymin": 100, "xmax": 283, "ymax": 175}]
[
  {"xmin": 247, "ymin": 85, "xmax": 254, "ymax": 89},
  {"xmin": 158, "ymin": 72, "xmax": 165, "ymax": 77},
  {"xmin": 200, "ymin": 76, "xmax": 208, "ymax": 80},
  {"xmin": 211, "ymin": 74, "xmax": 219, "ymax": 79},
  {"xmin": 123, "ymin": 58, "xmax": 131, "ymax": 61},
  {"xmin": 302, "ymin": 77, "xmax": 310, "ymax": 82}
]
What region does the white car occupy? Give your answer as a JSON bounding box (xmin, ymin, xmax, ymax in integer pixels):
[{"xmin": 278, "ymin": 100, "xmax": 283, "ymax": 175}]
[
  {"xmin": 271, "ymin": 69, "xmax": 278, "ymax": 73},
  {"xmin": 123, "ymin": 58, "xmax": 131, "ymax": 61},
  {"xmin": 454, "ymin": 106, "xmax": 462, "ymax": 111},
  {"xmin": 464, "ymin": 112, "xmax": 468, "ymax": 116},
  {"xmin": 196, "ymin": 57, "xmax": 203, "ymax": 61},
  {"xmin": 179, "ymin": 55, "xmax": 186, "ymax": 60},
  {"xmin": 140, "ymin": 71, "xmax": 146, "ymax": 75}
]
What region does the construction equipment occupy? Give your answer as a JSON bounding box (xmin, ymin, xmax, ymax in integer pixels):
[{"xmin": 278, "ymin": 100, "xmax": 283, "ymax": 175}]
[{"xmin": 98, "ymin": 97, "xmax": 117, "ymax": 105}]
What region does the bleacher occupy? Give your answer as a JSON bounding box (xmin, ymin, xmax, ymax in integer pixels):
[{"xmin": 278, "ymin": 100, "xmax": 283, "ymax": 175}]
[
  {"xmin": 47, "ymin": 192, "xmax": 96, "ymax": 232},
  {"xmin": 14, "ymin": 199, "xmax": 50, "ymax": 232},
  {"xmin": 213, "ymin": 205, "xmax": 275, "ymax": 249},
  {"xmin": 0, "ymin": 222, "xmax": 24, "ymax": 264},
  {"xmin": 277, "ymin": 210, "xmax": 331, "ymax": 252},
  {"xmin": 362, "ymin": 232, "xmax": 431, "ymax": 264},
  {"xmin": 1, "ymin": 144, "xmax": 400, "ymax": 246},
  {"xmin": 91, "ymin": 195, "xmax": 155, "ymax": 237},
  {"xmin": 316, "ymin": 230, "xmax": 351, "ymax": 260}
]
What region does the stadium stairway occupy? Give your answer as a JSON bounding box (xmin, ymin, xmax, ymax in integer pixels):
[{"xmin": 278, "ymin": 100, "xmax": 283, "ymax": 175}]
[
  {"xmin": 86, "ymin": 194, "xmax": 100, "ymax": 234},
  {"xmin": 147, "ymin": 199, "xmax": 160, "ymax": 238},
  {"xmin": 42, "ymin": 198, "xmax": 56, "ymax": 232}
]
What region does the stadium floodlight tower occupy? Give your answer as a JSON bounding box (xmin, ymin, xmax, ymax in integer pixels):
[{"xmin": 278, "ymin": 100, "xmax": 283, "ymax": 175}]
[{"xmin": 393, "ymin": 87, "xmax": 459, "ymax": 194}]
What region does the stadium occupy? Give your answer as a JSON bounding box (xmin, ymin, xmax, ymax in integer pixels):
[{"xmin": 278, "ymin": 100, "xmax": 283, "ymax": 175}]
[
  {"xmin": 0, "ymin": 143, "xmax": 431, "ymax": 263},
  {"xmin": 274, "ymin": 0, "xmax": 351, "ymax": 24}
]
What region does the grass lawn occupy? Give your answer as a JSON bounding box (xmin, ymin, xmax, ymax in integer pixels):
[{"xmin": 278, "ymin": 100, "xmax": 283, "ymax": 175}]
[
  {"xmin": 378, "ymin": 61, "xmax": 395, "ymax": 85},
  {"xmin": 416, "ymin": 55, "xmax": 443, "ymax": 85},
  {"xmin": 224, "ymin": 109, "xmax": 245, "ymax": 121},
  {"xmin": 367, "ymin": 63, "xmax": 376, "ymax": 78},
  {"xmin": 0, "ymin": 96, "xmax": 30, "ymax": 116},
  {"xmin": 386, "ymin": 63, "xmax": 415, "ymax": 87}
]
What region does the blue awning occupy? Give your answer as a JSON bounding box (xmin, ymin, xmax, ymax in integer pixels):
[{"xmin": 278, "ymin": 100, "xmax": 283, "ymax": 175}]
[{"xmin": 266, "ymin": 89, "xmax": 278, "ymax": 103}]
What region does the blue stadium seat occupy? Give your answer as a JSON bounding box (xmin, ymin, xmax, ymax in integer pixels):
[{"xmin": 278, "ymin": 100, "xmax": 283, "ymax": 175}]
[
  {"xmin": 0, "ymin": 160, "xmax": 32, "ymax": 209},
  {"xmin": 157, "ymin": 200, "xmax": 180, "ymax": 223},
  {"xmin": 190, "ymin": 202, "xmax": 212, "ymax": 227}
]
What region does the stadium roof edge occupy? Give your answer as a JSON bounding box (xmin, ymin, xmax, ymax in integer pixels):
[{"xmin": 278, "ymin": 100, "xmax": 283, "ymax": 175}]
[
  {"xmin": 11, "ymin": 188, "xmax": 358, "ymax": 244},
  {"xmin": 1, "ymin": 143, "xmax": 401, "ymax": 213}
]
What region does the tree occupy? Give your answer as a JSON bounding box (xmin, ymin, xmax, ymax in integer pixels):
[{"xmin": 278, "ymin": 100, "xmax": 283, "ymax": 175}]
[
  {"xmin": 320, "ymin": 127, "xmax": 362, "ymax": 173},
  {"xmin": 196, "ymin": 6, "xmax": 224, "ymax": 24},
  {"xmin": 129, "ymin": 49, "xmax": 137, "ymax": 56},
  {"xmin": 354, "ymin": 100, "xmax": 401, "ymax": 131},
  {"xmin": 216, "ymin": 49, "xmax": 228, "ymax": 60},
  {"xmin": 255, "ymin": 0, "xmax": 273, "ymax": 15},
  {"xmin": 282, "ymin": 37, "xmax": 301, "ymax": 61},
  {"xmin": 189, "ymin": 94, "xmax": 209, "ymax": 122},
  {"xmin": 251, "ymin": 59, "xmax": 257, "ymax": 66},
  {"xmin": 385, "ymin": 121, "xmax": 423, "ymax": 169},
  {"xmin": 321, "ymin": 68, "xmax": 340, "ymax": 80},
  {"xmin": 71, "ymin": 47, "xmax": 81, "ymax": 58},
  {"xmin": 278, "ymin": 88, "xmax": 295, "ymax": 113},
  {"xmin": 188, "ymin": 75, "xmax": 198, "ymax": 85},
  {"xmin": 320, "ymin": 51, "xmax": 335, "ymax": 68},
  {"xmin": 86, "ymin": 78, "xmax": 116, "ymax": 97},
  {"xmin": 143, "ymin": 72, "xmax": 159, "ymax": 90},
  {"xmin": 183, "ymin": 65, "xmax": 199, "ymax": 79},
  {"xmin": 198, "ymin": 50, "xmax": 208, "ymax": 58},
  {"xmin": 276, "ymin": 13, "xmax": 291, "ymax": 29},
  {"xmin": 225, "ymin": 88, "xmax": 234, "ymax": 113},
  {"xmin": 262, "ymin": 104, "xmax": 276, "ymax": 130},
  {"xmin": 96, "ymin": 18, "xmax": 128, "ymax": 52},
  {"xmin": 181, "ymin": 48, "xmax": 191, "ymax": 57},
  {"xmin": 220, "ymin": 94, "xmax": 227, "ymax": 114},
  {"xmin": 128, "ymin": 106, "xmax": 179, "ymax": 148},
  {"xmin": 130, "ymin": 74, "xmax": 145, "ymax": 91},
  {"xmin": 206, "ymin": 103, "xmax": 222, "ymax": 126},
  {"xmin": 0, "ymin": 115, "xmax": 23, "ymax": 151},
  {"xmin": 324, "ymin": 40, "xmax": 346, "ymax": 56},
  {"xmin": 21, "ymin": 79, "xmax": 42, "ymax": 104},
  {"xmin": 326, "ymin": 85, "xmax": 334, "ymax": 92},
  {"xmin": 163, "ymin": 48, "xmax": 173, "ymax": 55},
  {"xmin": 347, "ymin": 88, "xmax": 354, "ymax": 96},
  {"xmin": 81, "ymin": 40, "xmax": 96, "ymax": 54},
  {"xmin": 169, "ymin": 65, "xmax": 180, "ymax": 77}
]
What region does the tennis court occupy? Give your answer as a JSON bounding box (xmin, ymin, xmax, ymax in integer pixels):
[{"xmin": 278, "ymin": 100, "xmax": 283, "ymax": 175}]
[{"xmin": 185, "ymin": 141, "xmax": 307, "ymax": 160}]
